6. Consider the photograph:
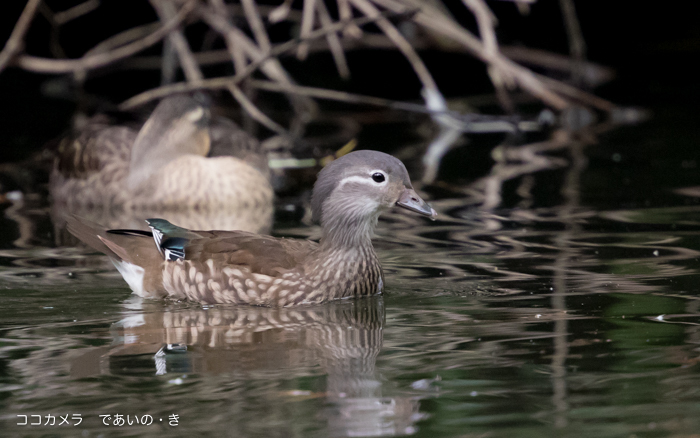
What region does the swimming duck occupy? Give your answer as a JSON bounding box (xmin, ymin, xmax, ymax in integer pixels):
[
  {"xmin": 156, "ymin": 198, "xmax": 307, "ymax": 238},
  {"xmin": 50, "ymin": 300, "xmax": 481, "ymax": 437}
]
[
  {"xmin": 50, "ymin": 95, "xmax": 274, "ymax": 232},
  {"xmin": 66, "ymin": 150, "xmax": 436, "ymax": 306}
]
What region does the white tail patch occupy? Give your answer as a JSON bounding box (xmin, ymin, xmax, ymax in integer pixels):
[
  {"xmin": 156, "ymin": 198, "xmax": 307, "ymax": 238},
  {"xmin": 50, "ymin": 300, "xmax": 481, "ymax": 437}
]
[{"xmin": 111, "ymin": 259, "xmax": 147, "ymax": 297}]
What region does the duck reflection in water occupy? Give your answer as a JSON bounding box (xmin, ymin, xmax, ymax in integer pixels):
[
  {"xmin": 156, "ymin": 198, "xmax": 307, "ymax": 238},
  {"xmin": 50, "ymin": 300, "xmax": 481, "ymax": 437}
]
[{"xmin": 71, "ymin": 297, "xmax": 423, "ymax": 437}]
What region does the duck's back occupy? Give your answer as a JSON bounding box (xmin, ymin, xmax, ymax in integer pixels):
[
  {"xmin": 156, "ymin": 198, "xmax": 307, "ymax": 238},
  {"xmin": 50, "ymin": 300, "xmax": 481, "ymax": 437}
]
[
  {"xmin": 184, "ymin": 230, "xmax": 318, "ymax": 276},
  {"xmin": 51, "ymin": 122, "xmax": 135, "ymax": 208}
]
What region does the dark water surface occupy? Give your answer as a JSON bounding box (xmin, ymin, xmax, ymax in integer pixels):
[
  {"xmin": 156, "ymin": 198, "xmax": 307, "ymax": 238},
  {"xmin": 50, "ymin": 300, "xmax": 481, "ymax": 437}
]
[{"xmin": 3, "ymin": 109, "xmax": 700, "ymax": 437}]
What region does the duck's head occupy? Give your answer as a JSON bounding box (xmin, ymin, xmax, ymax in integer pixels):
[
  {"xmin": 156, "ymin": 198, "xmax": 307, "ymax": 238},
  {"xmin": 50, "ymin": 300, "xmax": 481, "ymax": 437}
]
[
  {"xmin": 311, "ymin": 151, "xmax": 436, "ymax": 243},
  {"xmin": 128, "ymin": 95, "xmax": 211, "ymax": 189}
]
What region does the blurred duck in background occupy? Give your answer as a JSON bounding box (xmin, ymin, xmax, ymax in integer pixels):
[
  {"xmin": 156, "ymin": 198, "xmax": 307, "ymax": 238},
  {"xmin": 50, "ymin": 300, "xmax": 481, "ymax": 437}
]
[{"xmin": 49, "ymin": 95, "xmax": 274, "ymax": 233}]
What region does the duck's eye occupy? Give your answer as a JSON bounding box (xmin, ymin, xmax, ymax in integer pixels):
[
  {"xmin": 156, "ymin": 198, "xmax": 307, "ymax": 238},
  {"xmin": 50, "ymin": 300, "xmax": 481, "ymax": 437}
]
[{"xmin": 372, "ymin": 173, "xmax": 386, "ymax": 183}]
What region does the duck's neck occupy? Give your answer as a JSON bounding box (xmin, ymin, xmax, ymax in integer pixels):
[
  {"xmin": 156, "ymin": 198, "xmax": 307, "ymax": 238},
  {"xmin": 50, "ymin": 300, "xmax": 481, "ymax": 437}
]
[{"xmin": 319, "ymin": 199, "xmax": 380, "ymax": 252}]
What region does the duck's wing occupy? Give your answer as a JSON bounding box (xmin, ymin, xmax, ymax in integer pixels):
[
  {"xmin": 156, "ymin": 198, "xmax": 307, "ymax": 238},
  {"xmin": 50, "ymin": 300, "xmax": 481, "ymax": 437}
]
[{"xmin": 147, "ymin": 219, "xmax": 318, "ymax": 277}]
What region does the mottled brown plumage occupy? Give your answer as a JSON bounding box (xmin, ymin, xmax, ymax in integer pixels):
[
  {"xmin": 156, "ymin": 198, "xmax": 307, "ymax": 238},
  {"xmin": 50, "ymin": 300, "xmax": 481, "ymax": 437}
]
[
  {"xmin": 50, "ymin": 95, "xmax": 274, "ymax": 233},
  {"xmin": 67, "ymin": 150, "xmax": 437, "ymax": 307}
]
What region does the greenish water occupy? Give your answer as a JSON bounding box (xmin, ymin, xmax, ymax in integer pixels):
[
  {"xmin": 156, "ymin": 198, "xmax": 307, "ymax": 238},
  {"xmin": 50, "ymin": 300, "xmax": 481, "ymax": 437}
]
[{"xmin": 3, "ymin": 109, "xmax": 700, "ymax": 437}]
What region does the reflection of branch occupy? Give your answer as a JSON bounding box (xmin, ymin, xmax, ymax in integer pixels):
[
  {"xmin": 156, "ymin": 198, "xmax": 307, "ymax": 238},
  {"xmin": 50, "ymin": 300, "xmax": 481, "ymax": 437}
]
[
  {"xmin": 477, "ymin": 137, "xmax": 570, "ymax": 209},
  {"xmin": 13, "ymin": 0, "xmax": 197, "ymax": 74},
  {"xmin": 0, "ymin": 0, "xmax": 42, "ymax": 73},
  {"xmin": 550, "ymin": 138, "xmax": 586, "ymax": 429}
]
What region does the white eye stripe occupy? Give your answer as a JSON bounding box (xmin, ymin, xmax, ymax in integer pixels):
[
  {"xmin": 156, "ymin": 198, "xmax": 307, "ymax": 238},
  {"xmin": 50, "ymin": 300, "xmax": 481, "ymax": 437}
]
[
  {"xmin": 337, "ymin": 170, "xmax": 388, "ymax": 189},
  {"xmin": 337, "ymin": 175, "xmax": 376, "ymax": 189}
]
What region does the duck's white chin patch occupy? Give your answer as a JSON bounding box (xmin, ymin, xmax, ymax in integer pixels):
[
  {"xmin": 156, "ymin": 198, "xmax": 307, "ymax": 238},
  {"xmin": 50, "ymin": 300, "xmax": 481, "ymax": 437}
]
[{"xmin": 111, "ymin": 259, "xmax": 147, "ymax": 297}]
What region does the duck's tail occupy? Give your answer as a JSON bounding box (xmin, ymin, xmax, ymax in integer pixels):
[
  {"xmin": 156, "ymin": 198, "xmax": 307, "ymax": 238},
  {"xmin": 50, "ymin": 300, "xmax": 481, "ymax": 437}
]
[
  {"xmin": 65, "ymin": 215, "xmax": 151, "ymax": 263},
  {"xmin": 66, "ymin": 215, "xmax": 167, "ymax": 298}
]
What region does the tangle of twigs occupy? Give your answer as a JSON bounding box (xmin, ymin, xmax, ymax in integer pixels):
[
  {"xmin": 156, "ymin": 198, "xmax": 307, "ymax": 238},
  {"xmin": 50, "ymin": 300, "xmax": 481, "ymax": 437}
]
[{"xmin": 0, "ymin": 0, "xmax": 617, "ymax": 182}]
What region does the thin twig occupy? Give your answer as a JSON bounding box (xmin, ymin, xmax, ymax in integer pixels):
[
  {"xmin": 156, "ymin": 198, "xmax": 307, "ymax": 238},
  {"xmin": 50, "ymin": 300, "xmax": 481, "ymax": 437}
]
[
  {"xmin": 227, "ymin": 83, "xmax": 289, "ymax": 137},
  {"xmin": 559, "ymin": 0, "xmax": 587, "ymax": 86},
  {"xmin": 268, "ymin": 0, "xmax": 294, "ymax": 23},
  {"xmin": 416, "ymin": 6, "xmax": 570, "ymax": 108},
  {"xmin": 199, "ymin": 2, "xmax": 316, "ymax": 115},
  {"xmin": 316, "ymin": 0, "xmax": 350, "ymax": 79},
  {"xmin": 338, "ymin": 0, "xmax": 363, "ymax": 38},
  {"xmin": 151, "ymin": 0, "xmax": 203, "ymax": 82},
  {"xmin": 535, "ymin": 73, "xmax": 614, "ymax": 111},
  {"xmin": 122, "ymin": 77, "xmax": 542, "ymax": 138},
  {"xmin": 0, "ymin": 0, "xmax": 42, "ymax": 73},
  {"xmin": 208, "ymin": 0, "xmax": 247, "ymax": 76},
  {"xmin": 349, "ymin": 0, "xmax": 439, "ymax": 93},
  {"xmin": 120, "ymin": 8, "xmax": 417, "ymax": 109},
  {"xmin": 250, "ymin": 79, "xmax": 428, "ymax": 112},
  {"xmin": 36, "ymin": 1, "xmax": 68, "ymax": 59},
  {"xmin": 202, "ymin": 1, "xmax": 293, "ymax": 136},
  {"xmin": 501, "ymin": 46, "xmax": 614, "ymax": 87},
  {"xmin": 209, "ymin": 0, "xmax": 254, "ymax": 130},
  {"xmin": 462, "ymin": 0, "xmax": 514, "ymax": 112},
  {"xmin": 14, "ymin": 0, "xmax": 197, "ymax": 74},
  {"xmin": 53, "ymin": 0, "xmax": 100, "ymax": 25},
  {"xmin": 241, "ymin": 0, "xmax": 271, "ymax": 52},
  {"xmin": 84, "ymin": 23, "xmax": 161, "ymax": 56},
  {"xmin": 161, "ymin": 34, "xmax": 178, "ymax": 84},
  {"xmin": 297, "ymin": 0, "xmax": 317, "ymax": 60},
  {"xmin": 372, "ymin": 0, "xmax": 569, "ymax": 108}
]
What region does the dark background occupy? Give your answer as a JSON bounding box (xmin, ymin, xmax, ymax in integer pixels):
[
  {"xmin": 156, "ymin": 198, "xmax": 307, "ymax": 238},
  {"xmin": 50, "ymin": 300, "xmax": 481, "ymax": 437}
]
[{"xmin": 0, "ymin": 1, "xmax": 698, "ymax": 163}]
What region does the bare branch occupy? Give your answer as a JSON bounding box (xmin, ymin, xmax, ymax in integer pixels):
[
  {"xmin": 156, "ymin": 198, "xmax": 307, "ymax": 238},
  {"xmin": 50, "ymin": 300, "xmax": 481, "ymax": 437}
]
[
  {"xmin": 461, "ymin": 0, "xmax": 515, "ymax": 112},
  {"xmin": 0, "ymin": 0, "xmax": 42, "ymax": 73},
  {"xmin": 559, "ymin": 0, "xmax": 587, "ymax": 85},
  {"xmin": 349, "ymin": 0, "xmax": 439, "ymax": 93},
  {"xmin": 338, "ymin": 0, "xmax": 363, "ymax": 38},
  {"xmin": 151, "ymin": 0, "xmax": 203, "ymax": 82},
  {"xmin": 13, "ymin": 0, "xmax": 197, "ymax": 74},
  {"xmin": 121, "ymin": 8, "xmax": 418, "ymax": 109},
  {"xmin": 227, "ymin": 83, "xmax": 289, "ymax": 137},
  {"xmin": 241, "ymin": 0, "xmax": 271, "ymax": 52},
  {"xmin": 199, "ymin": 2, "xmax": 317, "ymax": 116},
  {"xmin": 249, "ymin": 79, "xmax": 429, "ymax": 112},
  {"xmin": 208, "ymin": 0, "xmax": 247, "ymax": 77},
  {"xmin": 297, "ymin": 0, "xmax": 317, "ymax": 60},
  {"xmin": 268, "ymin": 0, "xmax": 294, "ymax": 24},
  {"xmin": 53, "ymin": 0, "xmax": 100, "ymax": 25},
  {"xmin": 85, "ymin": 23, "xmax": 161, "ymax": 56},
  {"xmin": 316, "ymin": 0, "xmax": 350, "ymax": 79}
]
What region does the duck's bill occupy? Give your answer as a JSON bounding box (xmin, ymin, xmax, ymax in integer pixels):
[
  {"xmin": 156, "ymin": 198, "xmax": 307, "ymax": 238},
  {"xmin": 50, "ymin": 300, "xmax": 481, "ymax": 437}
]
[{"xmin": 397, "ymin": 188, "xmax": 437, "ymax": 220}]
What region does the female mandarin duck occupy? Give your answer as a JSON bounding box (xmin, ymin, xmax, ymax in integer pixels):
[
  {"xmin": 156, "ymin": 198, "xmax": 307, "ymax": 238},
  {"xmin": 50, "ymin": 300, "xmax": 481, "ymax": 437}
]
[
  {"xmin": 67, "ymin": 150, "xmax": 436, "ymax": 306},
  {"xmin": 50, "ymin": 95, "xmax": 273, "ymax": 232}
]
